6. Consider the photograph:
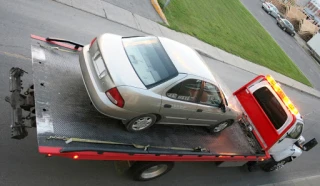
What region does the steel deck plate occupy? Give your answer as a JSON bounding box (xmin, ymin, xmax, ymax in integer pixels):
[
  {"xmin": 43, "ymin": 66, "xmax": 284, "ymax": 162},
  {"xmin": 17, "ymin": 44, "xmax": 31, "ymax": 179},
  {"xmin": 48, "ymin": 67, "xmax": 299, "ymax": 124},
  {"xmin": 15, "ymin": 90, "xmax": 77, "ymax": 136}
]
[{"xmin": 31, "ymin": 38, "xmax": 259, "ymax": 156}]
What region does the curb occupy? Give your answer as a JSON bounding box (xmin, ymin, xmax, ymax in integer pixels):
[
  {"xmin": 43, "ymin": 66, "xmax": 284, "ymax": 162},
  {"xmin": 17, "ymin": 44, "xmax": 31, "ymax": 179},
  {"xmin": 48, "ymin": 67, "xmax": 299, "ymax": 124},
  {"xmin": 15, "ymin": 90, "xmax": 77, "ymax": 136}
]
[
  {"xmin": 195, "ymin": 48, "xmax": 320, "ymax": 99},
  {"xmin": 150, "ymin": 0, "xmax": 169, "ymax": 25}
]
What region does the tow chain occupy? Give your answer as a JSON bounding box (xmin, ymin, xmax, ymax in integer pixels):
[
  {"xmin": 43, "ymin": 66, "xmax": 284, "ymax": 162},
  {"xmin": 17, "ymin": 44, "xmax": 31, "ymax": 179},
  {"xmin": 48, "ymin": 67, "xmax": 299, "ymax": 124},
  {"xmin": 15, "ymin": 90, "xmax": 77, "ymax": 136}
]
[{"xmin": 46, "ymin": 136, "xmax": 209, "ymax": 153}]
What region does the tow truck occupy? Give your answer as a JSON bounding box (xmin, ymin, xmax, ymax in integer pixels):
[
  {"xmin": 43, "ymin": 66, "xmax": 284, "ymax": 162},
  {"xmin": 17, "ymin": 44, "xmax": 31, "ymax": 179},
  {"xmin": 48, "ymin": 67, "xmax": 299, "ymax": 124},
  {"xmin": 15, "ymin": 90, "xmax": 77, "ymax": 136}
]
[{"xmin": 5, "ymin": 35, "xmax": 318, "ymax": 181}]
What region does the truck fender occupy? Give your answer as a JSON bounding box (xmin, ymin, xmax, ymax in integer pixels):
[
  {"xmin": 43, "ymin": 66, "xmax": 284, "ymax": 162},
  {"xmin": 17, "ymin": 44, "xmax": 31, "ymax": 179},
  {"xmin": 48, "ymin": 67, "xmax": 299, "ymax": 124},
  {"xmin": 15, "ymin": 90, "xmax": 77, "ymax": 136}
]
[{"xmin": 272, "ymin": 145, "xmax": 302, "ymax": 162}]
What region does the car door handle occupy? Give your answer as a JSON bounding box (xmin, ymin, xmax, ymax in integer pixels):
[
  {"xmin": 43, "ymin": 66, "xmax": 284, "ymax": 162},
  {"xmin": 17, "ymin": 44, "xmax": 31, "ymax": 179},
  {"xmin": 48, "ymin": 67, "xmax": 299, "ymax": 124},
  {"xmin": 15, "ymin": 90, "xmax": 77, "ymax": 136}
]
[
  {"xmin": 164, "ymin": 104, "xmax": 172, "ymax": 108},
  {"xmin": 197, "ymin": 109, "xmax": 203, "ymax": 112}
]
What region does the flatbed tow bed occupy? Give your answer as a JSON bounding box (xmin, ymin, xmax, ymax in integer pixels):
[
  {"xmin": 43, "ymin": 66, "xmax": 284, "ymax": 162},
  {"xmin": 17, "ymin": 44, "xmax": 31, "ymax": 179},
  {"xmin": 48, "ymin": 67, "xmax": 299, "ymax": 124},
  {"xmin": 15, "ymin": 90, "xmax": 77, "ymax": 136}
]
[
  {"xmin": 11, "ymin": 35, "xmax": 319, "ymax": 181},
  {"xmin": 26, "ymin": 35, "xmax": 265, "ymax": 161}
]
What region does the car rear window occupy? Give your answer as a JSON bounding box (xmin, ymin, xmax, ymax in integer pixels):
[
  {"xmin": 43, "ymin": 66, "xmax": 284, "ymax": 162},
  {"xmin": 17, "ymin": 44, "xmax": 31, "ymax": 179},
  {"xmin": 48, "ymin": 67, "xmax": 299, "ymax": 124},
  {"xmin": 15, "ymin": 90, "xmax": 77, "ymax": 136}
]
[
  {"xmin": 253, "ymin": 87, "xmax": 288, "ymax": 130},
  {"xmin": 122, "ymin": 36, "xmax": 178, "ymax": 88}
]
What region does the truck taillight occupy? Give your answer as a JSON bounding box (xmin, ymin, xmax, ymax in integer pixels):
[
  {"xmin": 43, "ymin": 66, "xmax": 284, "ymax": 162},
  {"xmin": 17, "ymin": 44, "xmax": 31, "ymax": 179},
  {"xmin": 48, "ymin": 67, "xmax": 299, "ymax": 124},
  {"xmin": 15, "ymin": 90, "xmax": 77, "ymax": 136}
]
[
  {"xmin": 266, "ymin": 75, "xmax": 299, "ymax": 115},
  {"xmin": 90, "ymin": 37, "xmax": 97, "ymax": 48},
  {"xmin": 106, "ymin": 87, "xmax": 125, "ymax": 108}
]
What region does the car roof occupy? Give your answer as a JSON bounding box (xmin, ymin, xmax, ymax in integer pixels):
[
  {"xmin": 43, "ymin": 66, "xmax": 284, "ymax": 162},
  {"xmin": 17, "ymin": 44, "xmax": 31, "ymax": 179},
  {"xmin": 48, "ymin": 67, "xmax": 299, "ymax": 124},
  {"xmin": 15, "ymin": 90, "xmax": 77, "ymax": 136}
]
[{"xmin": 158, "ymin": 37, "xmax": 218, "ymax": 84}]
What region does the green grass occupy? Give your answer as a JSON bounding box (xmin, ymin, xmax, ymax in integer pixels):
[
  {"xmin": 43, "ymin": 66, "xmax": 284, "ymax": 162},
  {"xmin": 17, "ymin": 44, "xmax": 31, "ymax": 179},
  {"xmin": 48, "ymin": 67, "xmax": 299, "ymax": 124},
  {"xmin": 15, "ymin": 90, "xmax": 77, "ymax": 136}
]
[{"xmin": 158, "ymin": 0, "xmax": 312, "ymax": 86}]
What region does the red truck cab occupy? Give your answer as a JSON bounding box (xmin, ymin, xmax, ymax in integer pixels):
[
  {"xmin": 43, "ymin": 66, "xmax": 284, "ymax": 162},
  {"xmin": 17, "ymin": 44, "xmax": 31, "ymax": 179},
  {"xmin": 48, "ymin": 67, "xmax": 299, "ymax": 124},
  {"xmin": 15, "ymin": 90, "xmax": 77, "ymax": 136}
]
[{"xmin": 234, "ymin": 75, "xmax": 317, "ymax": 171}]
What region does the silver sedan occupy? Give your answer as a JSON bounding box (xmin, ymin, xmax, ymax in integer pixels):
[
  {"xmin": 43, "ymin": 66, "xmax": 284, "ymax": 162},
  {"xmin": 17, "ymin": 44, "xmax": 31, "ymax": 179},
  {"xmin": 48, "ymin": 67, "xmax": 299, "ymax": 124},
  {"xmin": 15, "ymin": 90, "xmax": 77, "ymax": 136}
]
[
  {"xmin": 262, "ymin": 2, "xmax": 280, "ymax": 18},
  {"xmin": 79, "ymin": 33, "xmax": 241, "ymax": 132}
]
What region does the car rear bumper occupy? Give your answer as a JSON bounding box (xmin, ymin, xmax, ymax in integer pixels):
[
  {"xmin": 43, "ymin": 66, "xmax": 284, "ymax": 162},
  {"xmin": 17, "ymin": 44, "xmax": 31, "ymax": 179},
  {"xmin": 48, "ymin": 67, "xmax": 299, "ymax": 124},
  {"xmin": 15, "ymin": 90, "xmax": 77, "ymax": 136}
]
[{"xmin": 79, "ymin": 45, "xmax": 140, "ymax": 121}]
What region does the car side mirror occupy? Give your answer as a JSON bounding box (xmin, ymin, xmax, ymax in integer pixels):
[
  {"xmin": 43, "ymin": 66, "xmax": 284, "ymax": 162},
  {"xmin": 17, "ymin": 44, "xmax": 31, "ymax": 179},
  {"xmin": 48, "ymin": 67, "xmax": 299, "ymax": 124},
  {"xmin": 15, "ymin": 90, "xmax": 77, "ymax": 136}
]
[{"xmin": 303, "ymin": 138, "xmax": 318, "ymax": 151}]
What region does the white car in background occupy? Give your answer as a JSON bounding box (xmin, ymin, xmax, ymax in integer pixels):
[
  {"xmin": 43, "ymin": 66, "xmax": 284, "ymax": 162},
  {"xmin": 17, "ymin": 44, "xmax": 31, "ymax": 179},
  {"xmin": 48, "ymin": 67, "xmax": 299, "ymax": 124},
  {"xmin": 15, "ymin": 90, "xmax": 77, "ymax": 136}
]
[{"xmin": 262, "ymin": 2, "xmax": 280, "ymax": 18}]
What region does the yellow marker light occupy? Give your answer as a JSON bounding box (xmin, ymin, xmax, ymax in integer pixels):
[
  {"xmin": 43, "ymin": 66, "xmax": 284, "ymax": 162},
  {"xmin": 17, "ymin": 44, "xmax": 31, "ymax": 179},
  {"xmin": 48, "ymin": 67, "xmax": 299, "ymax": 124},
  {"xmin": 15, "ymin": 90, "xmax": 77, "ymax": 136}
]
[{"xmin": 265, "ymin": 75, "xmax": 299, "ymax": 115}]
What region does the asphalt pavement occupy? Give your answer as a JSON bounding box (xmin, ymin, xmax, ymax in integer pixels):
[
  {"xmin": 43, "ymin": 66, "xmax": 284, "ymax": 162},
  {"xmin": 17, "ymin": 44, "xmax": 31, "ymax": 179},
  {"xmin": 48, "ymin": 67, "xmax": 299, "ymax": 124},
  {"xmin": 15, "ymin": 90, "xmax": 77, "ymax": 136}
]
[
  {"xmin": 241, "ymin": 0, "xmax": 320, "ymax": 90},
  {"xmin": 0, "ymin": 0, "xmax": 320, "ymax": 186}
]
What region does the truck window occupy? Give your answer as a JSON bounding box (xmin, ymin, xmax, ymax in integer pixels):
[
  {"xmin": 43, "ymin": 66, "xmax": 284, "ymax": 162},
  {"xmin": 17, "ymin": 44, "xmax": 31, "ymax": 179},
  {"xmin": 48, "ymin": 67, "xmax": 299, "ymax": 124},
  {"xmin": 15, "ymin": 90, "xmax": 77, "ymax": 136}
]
[{"xmin": 253, "ymin": 87, "xmax": 288, "ymax": 129}]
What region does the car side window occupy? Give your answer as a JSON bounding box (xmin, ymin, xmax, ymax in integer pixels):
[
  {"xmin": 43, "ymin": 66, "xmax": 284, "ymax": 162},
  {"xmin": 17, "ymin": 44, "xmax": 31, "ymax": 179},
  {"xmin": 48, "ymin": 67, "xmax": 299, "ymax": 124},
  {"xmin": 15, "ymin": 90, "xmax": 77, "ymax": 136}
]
[
  {"xmin": 166, "ymin": 79, "xmax": 202, "ymax": 102},
  {"xmin": 199, "ymin": 82, "xmax": 222, "ymax": 107}
]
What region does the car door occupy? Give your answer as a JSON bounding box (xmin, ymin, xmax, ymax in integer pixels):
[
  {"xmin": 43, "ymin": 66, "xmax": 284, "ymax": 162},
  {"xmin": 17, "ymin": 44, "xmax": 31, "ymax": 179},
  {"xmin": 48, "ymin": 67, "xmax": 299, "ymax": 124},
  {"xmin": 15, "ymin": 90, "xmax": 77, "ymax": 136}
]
[
  {"xmin": 191, "ymin": 81, "xmax": 227, "ymax": 126},
  {"xmin": 158, "ymin": 77, "xmax": 203, "ymax": 125}
]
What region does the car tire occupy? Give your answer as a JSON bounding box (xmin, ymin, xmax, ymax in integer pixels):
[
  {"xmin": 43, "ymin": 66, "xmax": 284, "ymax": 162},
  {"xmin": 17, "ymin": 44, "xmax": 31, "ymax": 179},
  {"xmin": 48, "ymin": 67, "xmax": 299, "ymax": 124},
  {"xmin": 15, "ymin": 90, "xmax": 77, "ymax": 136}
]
[
  {"xmin": 130, "ymin": 161, "xmax": 174, "ymax": 181},
  {"xmin": 208, "ymin": 119, "xmax": 234, "ymax": 134},
  {"xmin": 126, "ymin": 114, "xmax": 157, "ymax": 132},
  {"xmin": 291, "ymin": 33, "xmax": 295, "ymax": 37},
  {"xmin": 268, "ymin": 11, "xmax": 271, "ymax": 14},
  {"xmin": 260, "ymin": 158, "xmax": 288, "ymax": 172},
  {"xmin": 283, "ymin": 27, "xmax": 286, "ymax": 31}
]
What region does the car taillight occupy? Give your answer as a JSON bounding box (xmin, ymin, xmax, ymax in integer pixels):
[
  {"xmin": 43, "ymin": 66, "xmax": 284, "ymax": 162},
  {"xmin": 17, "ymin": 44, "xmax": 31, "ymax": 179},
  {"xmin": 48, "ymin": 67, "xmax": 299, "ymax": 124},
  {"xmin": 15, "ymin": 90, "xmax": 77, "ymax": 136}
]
[
  {"xmin": 265, "ymin": 75, "xmax": 299, "ymax": 115},
  {"xmin": 90, "ymin": 37, "xmax": 97, "ymax": 48},
  {"xmin": 106, "ymin": 87, "xmax": 125, "ymax": 108}
]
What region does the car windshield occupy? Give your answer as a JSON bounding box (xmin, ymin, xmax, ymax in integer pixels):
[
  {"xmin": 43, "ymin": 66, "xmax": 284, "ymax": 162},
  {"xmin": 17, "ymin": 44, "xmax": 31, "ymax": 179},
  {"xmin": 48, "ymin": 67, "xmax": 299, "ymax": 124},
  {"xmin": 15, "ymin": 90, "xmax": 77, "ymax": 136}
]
[
  {"xmin": 122, "ymin": 36, "xmax": 178, "ymax": 88},
  {"xmin": 284, "ymin": 20, "xmax": 294, "ymax": 30}
]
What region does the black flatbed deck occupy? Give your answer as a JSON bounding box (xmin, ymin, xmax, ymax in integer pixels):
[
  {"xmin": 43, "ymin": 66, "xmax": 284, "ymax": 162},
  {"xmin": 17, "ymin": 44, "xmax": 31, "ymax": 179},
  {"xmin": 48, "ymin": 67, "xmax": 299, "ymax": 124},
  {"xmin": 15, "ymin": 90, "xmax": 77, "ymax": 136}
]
[{"xmin": 31, "ymin": 36, "xmax": 264, "ymax": 159}]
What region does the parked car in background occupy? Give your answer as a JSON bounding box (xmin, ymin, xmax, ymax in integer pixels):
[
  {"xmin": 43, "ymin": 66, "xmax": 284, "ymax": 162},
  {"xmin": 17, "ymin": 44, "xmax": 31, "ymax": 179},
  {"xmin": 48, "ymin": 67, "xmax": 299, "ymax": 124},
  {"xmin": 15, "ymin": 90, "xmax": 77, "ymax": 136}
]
[
  {"xmin": 262, "ymin": 2, "xmax": 280, "ymax": 18},
  {"xmin": 79, "ymin": 33, "xmax": 241, "ymax": 132},
  {"xmin": 276, "ymin": 17, "xmax": 296, "ymax": 36}
]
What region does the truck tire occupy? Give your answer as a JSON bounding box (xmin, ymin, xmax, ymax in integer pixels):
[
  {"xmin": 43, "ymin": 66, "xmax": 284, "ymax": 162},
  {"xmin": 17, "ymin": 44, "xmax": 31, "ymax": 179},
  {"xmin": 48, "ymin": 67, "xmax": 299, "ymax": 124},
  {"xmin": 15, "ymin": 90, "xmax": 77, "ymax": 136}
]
[
  {"xmin": 126, "ymin": 114, "xmax": 157, "ymax": 132},
  {"xmin": 260, "ymin": 159, "xmax": 288, "ymax": 172},
  {"xmin": 208, "ymin": 119, "xmax": 234, "ymax": 134},
  {"xmin": 130, "ymin": 161, "xmax": 174, "ymax": 181}
]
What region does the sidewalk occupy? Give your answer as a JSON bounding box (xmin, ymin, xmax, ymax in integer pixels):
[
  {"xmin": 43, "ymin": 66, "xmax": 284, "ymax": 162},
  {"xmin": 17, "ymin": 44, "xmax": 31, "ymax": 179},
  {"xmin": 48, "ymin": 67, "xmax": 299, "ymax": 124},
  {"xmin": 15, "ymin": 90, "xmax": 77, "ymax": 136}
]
[
  {"xmin": 260, "ymin": 175, "xmax": 320, "ymax": 186},
  {"xmin": 54, "ymin": 0, "xmax": 320, "ymax": 99}
]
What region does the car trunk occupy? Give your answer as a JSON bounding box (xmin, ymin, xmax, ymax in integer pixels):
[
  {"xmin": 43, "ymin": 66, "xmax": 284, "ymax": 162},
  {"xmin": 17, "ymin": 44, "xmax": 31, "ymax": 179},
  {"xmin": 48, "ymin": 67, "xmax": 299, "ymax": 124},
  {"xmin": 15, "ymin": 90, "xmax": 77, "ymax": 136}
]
[{"xmin": 94, "ymin": 34, "xmax": 146, "ymax": 89}]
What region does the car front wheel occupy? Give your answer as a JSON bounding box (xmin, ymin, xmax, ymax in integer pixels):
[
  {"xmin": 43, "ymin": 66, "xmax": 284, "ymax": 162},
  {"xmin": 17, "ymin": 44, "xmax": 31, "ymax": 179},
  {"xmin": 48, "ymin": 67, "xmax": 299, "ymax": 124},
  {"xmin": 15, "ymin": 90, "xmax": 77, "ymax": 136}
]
[{"xmin": 126, "ymin": 114, "xmax": 157, "ymax": 132}]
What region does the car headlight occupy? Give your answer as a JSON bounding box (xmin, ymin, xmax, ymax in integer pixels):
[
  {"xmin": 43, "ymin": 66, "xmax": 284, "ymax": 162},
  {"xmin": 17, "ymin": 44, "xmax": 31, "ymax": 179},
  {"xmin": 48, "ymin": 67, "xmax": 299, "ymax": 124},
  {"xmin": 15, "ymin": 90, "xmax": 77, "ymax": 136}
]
[{"xmin": 288, "ymin": 123, "xmax": 303, "ymax": 139}]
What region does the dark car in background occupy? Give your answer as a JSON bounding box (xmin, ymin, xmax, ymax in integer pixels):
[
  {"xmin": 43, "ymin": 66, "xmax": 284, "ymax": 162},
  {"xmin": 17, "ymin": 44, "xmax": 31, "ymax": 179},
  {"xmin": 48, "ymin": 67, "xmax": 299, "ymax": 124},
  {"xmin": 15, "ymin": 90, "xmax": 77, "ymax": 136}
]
[{"xmin": 276, "ymin": 17, "xmax": 296, "ymax": 37}]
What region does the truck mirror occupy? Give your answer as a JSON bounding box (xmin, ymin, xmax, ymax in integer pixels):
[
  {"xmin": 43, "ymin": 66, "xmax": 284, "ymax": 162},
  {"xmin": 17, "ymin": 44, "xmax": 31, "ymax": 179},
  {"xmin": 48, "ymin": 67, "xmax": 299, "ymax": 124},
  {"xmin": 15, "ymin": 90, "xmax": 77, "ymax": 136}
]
[{"xmin": 303, "ymin": 138, "xmax": 318, "ymax": 151}]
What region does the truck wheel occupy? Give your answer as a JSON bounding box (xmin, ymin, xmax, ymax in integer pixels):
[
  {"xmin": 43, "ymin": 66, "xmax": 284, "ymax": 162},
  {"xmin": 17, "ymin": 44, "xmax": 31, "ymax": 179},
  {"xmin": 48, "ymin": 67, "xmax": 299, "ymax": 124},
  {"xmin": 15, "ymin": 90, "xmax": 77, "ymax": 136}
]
[
  {"xmin": 260, "ymin": 159, "xmax": 288, "ymax": 172},
  {"xmin": 126, "ymin": 114, "xmax": 157, "ymax": 132},
  {"xmin": 209, "ymin": 120, "xmax": 233, "ymax": 133},
  {"xmin": 130, "ymin": 161, "xmax": 174, "ymax": 181}
]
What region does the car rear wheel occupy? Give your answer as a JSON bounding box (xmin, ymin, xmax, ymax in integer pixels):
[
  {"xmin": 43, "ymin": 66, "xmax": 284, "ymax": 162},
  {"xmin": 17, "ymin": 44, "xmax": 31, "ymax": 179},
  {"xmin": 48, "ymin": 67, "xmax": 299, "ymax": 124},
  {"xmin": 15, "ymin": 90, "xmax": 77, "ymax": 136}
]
[
  {"xmin": 130, "ymin": 162, "xmax": 174, "ymax": 181},
  {"xmin": 208, "ymin": 120, "xmax": 234, "ymax": 133},
  {"xmin": 291, "ymin": 33, "xmax": 295, "ymax": 37},
  {"xmin": 283, "ymin": 27, "xmax": 286, "ymax": 31},
  {"xmin": 126, "ymin": 114, "xmax": 157, "ymax": 132}
]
